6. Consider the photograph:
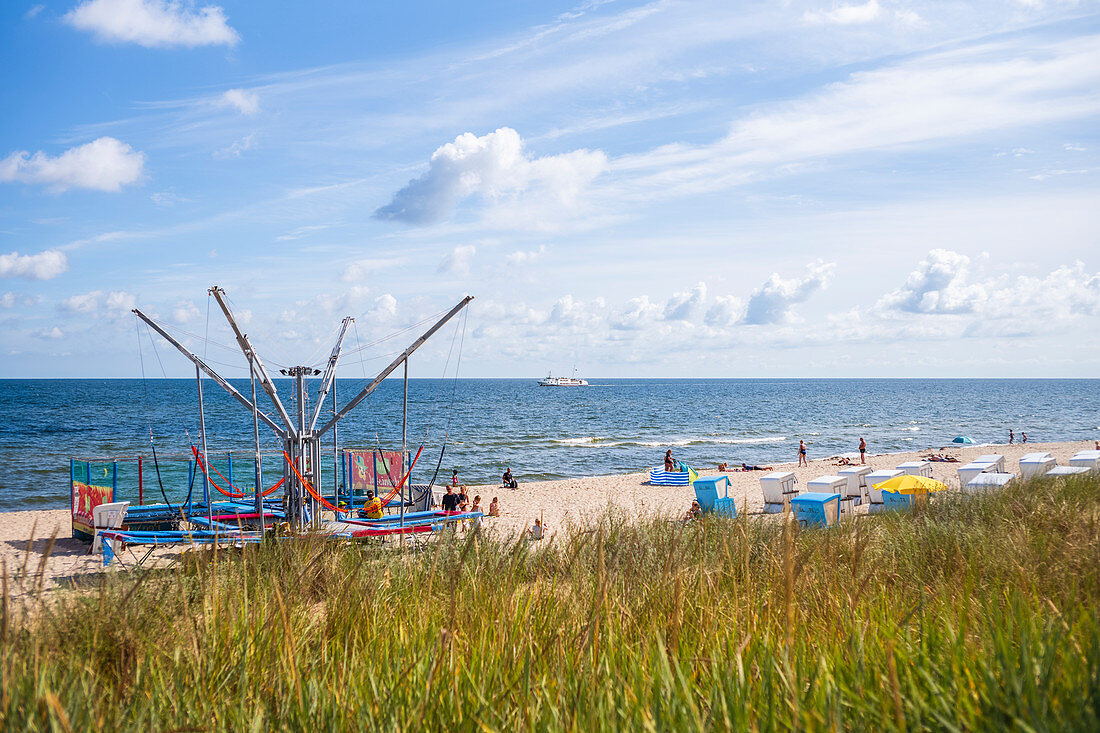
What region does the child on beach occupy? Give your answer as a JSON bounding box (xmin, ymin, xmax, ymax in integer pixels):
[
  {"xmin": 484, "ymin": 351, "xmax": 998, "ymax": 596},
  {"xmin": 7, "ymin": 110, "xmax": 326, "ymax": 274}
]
[
  {"xmin": 452, "ymin": 469, "xmax": 459, "ymax": 486},
  {"xmin": 528, "ymin": 518, "xmax": 544, "ymax": 540},
  {"xmin": 488, "ymin": 497, "xmax": 500, "ymax": 517},
  {"xmin": 798, "ymin": 440, "xmax": 808, "ymax": 467},
  {"xmin": 664, "ymin": 450, "xmax": 675, "ymax": 471}
]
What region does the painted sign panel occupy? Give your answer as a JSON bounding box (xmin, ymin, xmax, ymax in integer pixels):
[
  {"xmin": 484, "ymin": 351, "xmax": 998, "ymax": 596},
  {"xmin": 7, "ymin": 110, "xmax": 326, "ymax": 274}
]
[{"xmin": 345, "ymin": 450, "xmax": 404, "ymax": 493}]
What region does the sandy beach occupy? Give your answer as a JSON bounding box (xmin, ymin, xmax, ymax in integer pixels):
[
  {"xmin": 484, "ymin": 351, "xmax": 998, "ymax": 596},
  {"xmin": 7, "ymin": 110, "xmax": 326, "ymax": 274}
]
[{"xmin": 2, "ymin": 439, "xmax": 1094, "ymax": 600}]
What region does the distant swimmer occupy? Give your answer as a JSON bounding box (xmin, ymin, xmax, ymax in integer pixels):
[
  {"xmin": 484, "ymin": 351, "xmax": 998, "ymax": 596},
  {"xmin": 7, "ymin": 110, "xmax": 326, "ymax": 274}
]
[
  {"xmin": 859, "ymin": 437, "xmax": 867, "ymax": 465},
  {"xmin": 798, "ymin": 440, "xmax": 808, "ymax": 467}
]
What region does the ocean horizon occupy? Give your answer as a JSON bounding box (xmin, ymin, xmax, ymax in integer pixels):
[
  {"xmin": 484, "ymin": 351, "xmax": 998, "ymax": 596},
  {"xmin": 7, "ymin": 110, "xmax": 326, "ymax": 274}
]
[{"xmin": 2, "ymin": 377, "xmax": 1096, "ymax": 513}]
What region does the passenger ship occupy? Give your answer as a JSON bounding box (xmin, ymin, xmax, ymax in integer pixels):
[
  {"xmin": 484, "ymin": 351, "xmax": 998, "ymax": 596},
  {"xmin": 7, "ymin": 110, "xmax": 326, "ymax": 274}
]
[{"xmin": 537, "ymin": 367, "xmax": 588, "ymax": 386}]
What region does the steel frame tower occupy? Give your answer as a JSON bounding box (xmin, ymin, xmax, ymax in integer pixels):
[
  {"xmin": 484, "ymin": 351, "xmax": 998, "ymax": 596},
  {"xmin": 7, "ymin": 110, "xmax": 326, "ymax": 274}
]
[{"xmin": 133, "ymin": 287, "xmax": 473, "ymax": 529}]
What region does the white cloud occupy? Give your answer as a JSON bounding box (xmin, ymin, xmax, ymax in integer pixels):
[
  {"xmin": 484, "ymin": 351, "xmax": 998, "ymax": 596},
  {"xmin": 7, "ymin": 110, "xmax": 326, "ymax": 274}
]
[
  {"xmin": 215, "ymin": 133, "xmax": 254, "ymax": 159},
  {"xmin": 61, "ymin": 290, "xmax": 137, "ymax": 317},
  {"xmin": 218, "ymin": 88, "xmax": 259, "ymax": 115},
  {"xmin": 743, "ymin": 261, "xmax": 835, "ymax": 325},
  {"xmin": 615, "ymin": 34, "xmax": 1100, "ymax": 198},
  {"xmin": 704, "ymin": 295, "xmax": 746, "ymax": 327},
  {"xmin": 611, "ymin": 295, "xmax": 661, "ymax": 330},
  {"xmin": 505, "ymin": 245, "xmax": 548, "ymax": 264},
  {"xmin": 880, "ymin": 249, "xmax": 1100, "ymax": 324},
  {"xmin": 878, "ymin": 249, "xmax": 984, "ymax": 314},
  {"xmin": 64, "ymin": 0, "xmax": 239, "ymax": 48},
  {"xmin": 438, "ymin": 245, "xmax": 477, "ymax": 275},
  {"xmin": 663, "ymin": 282, "xmax": 707, "ymax": 321},
  {"xmin": 0, "ymin": 250, "xmax": 68, "ymax": 280},
  {"xmin": 172, "ymin": 299, "xmax": 201, "ymax": 324},
  {"xmin": 0, "ymin": 137, "xmax": 144, "ymax": 192},
  {"xmin": 340, "ymin": 257, "xmax": 405, "ymax": 282},
  {"xmin": 376, "ymin": 127, "xmax": 607, "ymax": 225},
  {"xmin": 803, "ymin": 1, "xmax": 882, "ymax": 26},
  {"xmin": 25, "ymin": 5, "xmax": 45, "ymax": 20},
  {"xmin": 0, "ymin": 292, "xmax": 40, "ymax": 308},
  {"xmin": 34, "ymin": 326, "xmax": 65, "ymax": 340}
]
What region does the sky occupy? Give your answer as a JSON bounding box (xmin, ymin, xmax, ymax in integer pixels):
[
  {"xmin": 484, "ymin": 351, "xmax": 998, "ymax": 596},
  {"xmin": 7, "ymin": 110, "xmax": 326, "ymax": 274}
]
[{"xmin": 1, "ymin": 0, "xmax": 1099, "ymax": 379}]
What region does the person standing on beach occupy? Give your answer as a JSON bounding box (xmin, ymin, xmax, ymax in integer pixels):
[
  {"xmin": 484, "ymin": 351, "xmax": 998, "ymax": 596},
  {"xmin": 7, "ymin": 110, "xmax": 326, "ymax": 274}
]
[
  {"xmin": 1022, "ymin": 432, "xmax": 1028, "ymax": 444},
  {"xmin": 441, "ymin": 485, "xmax": 459, "ymax": 512},
  {"xmin": 451, "ymin": 469, "xmax": 459, "ymax": 487},
  {"xmin": 1009, "ymin": 429, "xmax": 1014, "ymax": 444},
  {"xmin": 664, "ymin": 450, "xmax": 675, "ymax": 471},
  {"xmin": 859, "ymin": 437, "xmax": 866, "ymax": 465},
  {"xmin": 798, "ymin": 440, "xmax": 808, "ymax": 467}
]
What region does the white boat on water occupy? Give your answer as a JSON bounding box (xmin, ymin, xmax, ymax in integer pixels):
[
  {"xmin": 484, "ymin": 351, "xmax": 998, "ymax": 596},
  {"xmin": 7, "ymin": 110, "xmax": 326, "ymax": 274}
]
[{"xmin": 538, "ymin": 367, "xmax": 588, "ymax": 386}]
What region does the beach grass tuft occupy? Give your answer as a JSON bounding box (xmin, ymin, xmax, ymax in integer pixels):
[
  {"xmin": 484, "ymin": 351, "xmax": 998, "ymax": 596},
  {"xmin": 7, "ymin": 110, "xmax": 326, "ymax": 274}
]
[{"xmin": 2, "ymin": 474, "xmax": 1099, "ymax": 730}]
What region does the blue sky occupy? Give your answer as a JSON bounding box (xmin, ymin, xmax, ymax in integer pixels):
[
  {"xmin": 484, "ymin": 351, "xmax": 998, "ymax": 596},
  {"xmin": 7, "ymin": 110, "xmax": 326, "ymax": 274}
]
[{"xmin": 1, "ymin": 0, "xmax": 1099, "ymax": 378}]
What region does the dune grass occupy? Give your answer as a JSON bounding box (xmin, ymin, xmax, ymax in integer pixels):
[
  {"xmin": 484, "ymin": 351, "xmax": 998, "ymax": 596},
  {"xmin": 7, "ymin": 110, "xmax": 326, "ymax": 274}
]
[{"xmin": 2, "ymin": 475, "xmax": 1099, "ymax": 731}]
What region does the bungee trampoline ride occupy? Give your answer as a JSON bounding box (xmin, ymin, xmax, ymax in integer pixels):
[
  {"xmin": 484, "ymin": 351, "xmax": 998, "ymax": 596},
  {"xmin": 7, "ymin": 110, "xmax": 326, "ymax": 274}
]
[{"xmin": 75, "ymin": 286, "xmax": 480, "ymax": 567}]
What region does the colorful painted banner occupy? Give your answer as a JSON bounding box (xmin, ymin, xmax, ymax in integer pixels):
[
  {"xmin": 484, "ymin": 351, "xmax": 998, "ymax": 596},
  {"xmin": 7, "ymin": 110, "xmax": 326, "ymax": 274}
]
[
  {"xmin": 72, "ymin": 480, "xmax": 114, "ymax": 541},
  {"xmin": 345, "ymin": 450, "xmax": 404, "ymax": 493}
]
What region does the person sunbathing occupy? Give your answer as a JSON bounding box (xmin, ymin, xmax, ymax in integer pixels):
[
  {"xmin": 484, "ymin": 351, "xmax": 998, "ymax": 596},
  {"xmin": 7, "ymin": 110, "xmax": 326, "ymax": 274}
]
[
  {"xmin": 741, "ymin": 463, "xmax": 773, "ymax": 471},
  {"xmin": 835, "ymin": 457, "xmax": 855, "ymax": 467}
]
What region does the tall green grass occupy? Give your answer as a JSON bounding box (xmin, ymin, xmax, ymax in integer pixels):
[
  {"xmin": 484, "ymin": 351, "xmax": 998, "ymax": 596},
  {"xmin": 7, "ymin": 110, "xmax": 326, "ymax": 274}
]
[{"xmin": 3, "ymin": 475, "xmax": 1099, "ymax": 731}]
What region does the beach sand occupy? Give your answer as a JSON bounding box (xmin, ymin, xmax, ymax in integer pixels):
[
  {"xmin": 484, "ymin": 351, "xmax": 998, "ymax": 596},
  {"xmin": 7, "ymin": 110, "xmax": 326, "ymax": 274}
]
[{"xmin": 2, "ymin": 439, "xmax": 1094, "ymax": 600}]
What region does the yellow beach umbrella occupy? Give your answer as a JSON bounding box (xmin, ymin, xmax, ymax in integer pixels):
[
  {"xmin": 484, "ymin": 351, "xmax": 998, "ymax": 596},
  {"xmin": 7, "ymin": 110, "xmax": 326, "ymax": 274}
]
[{"xmin": 873, "ymin": 475, "xmax": 948, "ymax": 494}]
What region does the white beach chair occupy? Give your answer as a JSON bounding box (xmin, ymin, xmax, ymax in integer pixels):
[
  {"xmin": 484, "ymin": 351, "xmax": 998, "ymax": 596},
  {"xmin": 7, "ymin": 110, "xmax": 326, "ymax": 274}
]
[
  {"xmin": 91, "ymin": 501, "xmax": 130, "ymax": 554},
  {"xmin": 1019, "ymin": 452, "xmax": 1055, "ymax": 479},
  {"xmin": 965, "ymin": 472, "xmax": 1016, "ymax": 493},
  {"xmin": 1069, "ymin": 451, "xmax": 1100, "ymax": 473},
  {"xmin": 896, "ymin": 460, "xmax": 933, "ymax": 478},
  {"xmin": 866, "ymin": 469, "xmax": 903, "ymax": 513},
  {"xmin": 838, "ymin": 466, "xmax": 872, "ymax": 505},
  {"xmin": 957, "ymin": 461, "xmax": 999, "ymax": 490},
  {"xmin": 807, "ymin": 475, "xmax": 851, "ymax": 514},
  {"xmin": 760, "ymin": 471, "xmax": 797, "ymax": 513},
  {"xmin": 974, "ymin": 454, "xmax": 1006, "ymax": 473}
]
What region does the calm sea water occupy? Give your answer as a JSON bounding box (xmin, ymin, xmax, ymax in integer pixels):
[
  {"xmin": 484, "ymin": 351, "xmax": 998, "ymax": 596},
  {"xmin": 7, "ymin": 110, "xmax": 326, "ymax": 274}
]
[{"xmin": 1, "ymin": 378, "xmax": 1097, "ymax": 512}]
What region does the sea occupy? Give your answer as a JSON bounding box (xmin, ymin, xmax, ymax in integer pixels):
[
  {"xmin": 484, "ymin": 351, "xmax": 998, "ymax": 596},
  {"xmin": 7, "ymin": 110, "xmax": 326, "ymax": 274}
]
[{"xmin": 1, "ymin": 378, "xmax": 1097, "ymax": 512}]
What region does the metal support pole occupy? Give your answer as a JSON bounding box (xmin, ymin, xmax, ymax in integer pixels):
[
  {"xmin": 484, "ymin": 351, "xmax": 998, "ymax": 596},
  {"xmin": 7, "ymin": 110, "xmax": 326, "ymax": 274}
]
[
  {"xmin": 333, "ymin": 380, "xmax": 339, "ymax": 509},
  {"xmin": 196, "ymin": 363, "xmax": 212, "ymax": 522},
  {"xmin": 295, "ymin": 368, "xmax": 309, "ymax": 529},
  {"xmin": 250, "ymin": 354, "xmax": 262, "ymax": 517},
  {"xmin": 401, "ymin": 357, "xmax": 408, "ymax": 525},
  {"xmin": 138, "ymin": 456, "xmax": 143, "ymax": 506}
]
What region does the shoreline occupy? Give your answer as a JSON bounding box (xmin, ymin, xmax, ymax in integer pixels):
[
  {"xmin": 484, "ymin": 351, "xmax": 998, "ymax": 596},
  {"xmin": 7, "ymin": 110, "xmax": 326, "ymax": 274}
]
[{"xmin": 1, "ymin": 439, "xmax": 1094, "ymax": 599}]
